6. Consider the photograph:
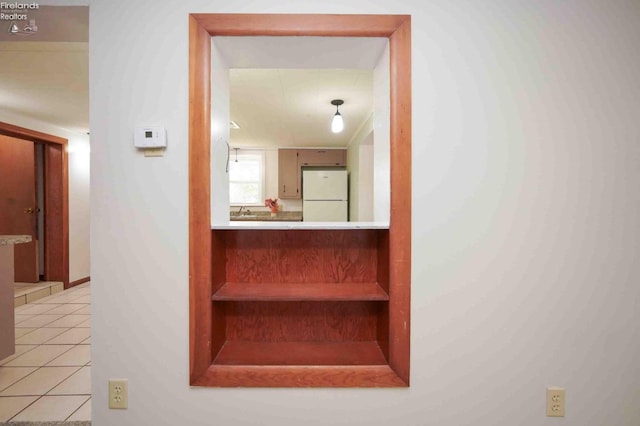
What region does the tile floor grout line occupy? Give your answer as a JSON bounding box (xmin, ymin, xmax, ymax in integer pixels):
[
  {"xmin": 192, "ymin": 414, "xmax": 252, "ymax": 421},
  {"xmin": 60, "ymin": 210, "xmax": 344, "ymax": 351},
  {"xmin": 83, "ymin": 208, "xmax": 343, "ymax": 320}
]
[
  {"xmin": 16, "ymin": 302, "xmax": 65, "ymax": 315},
  {"xmin": 3, "ymin": 365, "xmax": 88, "ymax": 420},
  {"xmin": 6, "ymin": 394, "xmax": 45, "ymax": 422},
  {"xmin": 15, "ymin": 312, "xmax": 74, "ymax": 329},
  {"xmin": 0, "ymin": 365, "xmax": 83, "ymax": 397},
  {"xmin": 64, "ymin": 395, "xmax": 91, "ymax": 422},
  {"xmin": 15, "ymin": 327, "xmax": 73, "ymax": 346},
  {"xmin": 3, "ymin": 344, "xmax": 79, "ymax": 369},
  {"xmin": 6, "ymin": 394, "xmax": 91, "ymax": 423},
  {"xmin": 45, "ymin": 345, "xmax": 90, "ymax": 368},
  {"xmin": 0, "ymin": 366, "xmax": 39, "ymax": 393},
  {"xmin": 0, "ymin": 345, "xmax": 38, "ymax": 367}
]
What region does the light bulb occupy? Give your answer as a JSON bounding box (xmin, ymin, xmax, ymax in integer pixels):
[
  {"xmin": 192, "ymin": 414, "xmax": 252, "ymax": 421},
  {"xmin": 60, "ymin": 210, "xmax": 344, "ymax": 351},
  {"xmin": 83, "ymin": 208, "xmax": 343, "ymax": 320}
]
[{"xmin": 331, "ymin": 112, "xmax": 344, "ymax": 133}]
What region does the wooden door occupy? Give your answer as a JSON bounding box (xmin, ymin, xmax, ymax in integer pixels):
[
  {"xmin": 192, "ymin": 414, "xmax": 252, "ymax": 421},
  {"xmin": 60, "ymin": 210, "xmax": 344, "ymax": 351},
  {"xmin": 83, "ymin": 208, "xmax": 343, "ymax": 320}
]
[{"xmin": 0, "ymin": 135, "xmax": 39, "ymax": 282}]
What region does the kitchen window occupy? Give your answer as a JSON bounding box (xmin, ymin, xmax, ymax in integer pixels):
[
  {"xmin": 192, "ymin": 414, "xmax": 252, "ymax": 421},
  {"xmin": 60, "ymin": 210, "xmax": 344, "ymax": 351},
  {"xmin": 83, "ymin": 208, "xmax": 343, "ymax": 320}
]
[{"xmin": 229, "ymin": 150, "xmax": 265, "ymax": 206}]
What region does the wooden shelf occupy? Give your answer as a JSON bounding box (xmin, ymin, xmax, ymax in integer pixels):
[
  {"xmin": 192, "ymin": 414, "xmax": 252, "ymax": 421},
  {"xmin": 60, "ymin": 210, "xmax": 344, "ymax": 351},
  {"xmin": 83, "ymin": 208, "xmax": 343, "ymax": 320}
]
[
  {"xmin": 196, "ymin": 227, "xmax": 406, "ymax": 387},
  {"xmin": 195, "ymin": 365, "xmax": 407, "ymax": 387},
  {"xmin": 212, "ymin": 282, "xmax": 389, "ymax": 301},
  {"xmin": 213, "ymin": 341, "xmax": 387, "ymax": 366}
]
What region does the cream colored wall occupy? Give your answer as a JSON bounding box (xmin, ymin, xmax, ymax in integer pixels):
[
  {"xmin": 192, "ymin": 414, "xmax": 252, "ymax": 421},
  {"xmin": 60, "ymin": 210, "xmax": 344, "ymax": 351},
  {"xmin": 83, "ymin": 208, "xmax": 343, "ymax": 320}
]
[
  {"xmin": 0, "ymin": 109, "xmax": 90, "ymax": 283},
  {"xmin": 357, "ymin": 136, "xmax": 374, "ymax": 221},
  {"xmin": 347, "ymin": 113, "xmax": 374, "ymax": 221},
  {"xmin": 90, "ymin": 1, "xmax": 640, "ymax": 425},
  {"xmin": 373, "ymin": 42, "xmax": 390, "ymax": 222},
  {"xmin": 210, "ymin": 39, "xmax": 231, "ymax": 226}
]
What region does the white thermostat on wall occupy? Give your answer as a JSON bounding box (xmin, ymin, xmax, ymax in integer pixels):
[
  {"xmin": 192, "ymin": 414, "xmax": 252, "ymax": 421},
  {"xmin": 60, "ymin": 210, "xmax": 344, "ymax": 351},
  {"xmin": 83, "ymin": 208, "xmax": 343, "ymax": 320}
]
[{"xmin": 134, "ymin": 126, "xmax": 167, "ymax": 148}]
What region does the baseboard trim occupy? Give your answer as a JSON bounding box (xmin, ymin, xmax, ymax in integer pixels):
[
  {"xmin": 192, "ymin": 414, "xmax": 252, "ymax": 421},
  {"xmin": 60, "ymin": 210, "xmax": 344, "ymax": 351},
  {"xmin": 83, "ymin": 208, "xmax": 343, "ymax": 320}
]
[{"xmin": 69, "ymin": 276, "xmax": 90, "ymax": 287}]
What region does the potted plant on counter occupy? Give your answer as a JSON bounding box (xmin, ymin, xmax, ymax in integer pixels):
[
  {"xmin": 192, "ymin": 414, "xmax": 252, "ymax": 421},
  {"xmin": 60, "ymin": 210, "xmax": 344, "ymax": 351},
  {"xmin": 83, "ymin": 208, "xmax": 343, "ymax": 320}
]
[{"xmin": 265, "ymin": 198, "xmax": 280, "ymax": 216}]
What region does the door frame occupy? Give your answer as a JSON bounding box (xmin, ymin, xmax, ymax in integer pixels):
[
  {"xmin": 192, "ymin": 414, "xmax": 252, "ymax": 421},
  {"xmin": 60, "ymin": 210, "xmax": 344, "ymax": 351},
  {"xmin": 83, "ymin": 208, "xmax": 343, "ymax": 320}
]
[
  {"xmin": 189, "ymin": 14, "xmax": 411, "ymax": 386},
  {"xmin": 0, "ymin": 121, "xmax": 69, "ymax": 288}
]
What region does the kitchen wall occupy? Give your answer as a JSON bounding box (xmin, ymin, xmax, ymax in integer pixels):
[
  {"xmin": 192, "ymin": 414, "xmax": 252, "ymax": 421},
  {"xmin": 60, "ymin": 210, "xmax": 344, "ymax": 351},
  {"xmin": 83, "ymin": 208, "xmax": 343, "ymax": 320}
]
[
  {"xmin": 89, "ymin": 1, "xmax": 640, "ymax": 425},
  {"xmin": 0, "ymin": 108, "xmax": 90, "ymax": 283},
  {"xmin": 372, "ymin": 41, "xmax": 390, "ymax": 222},
  {"xmin": 347, "ymin": 113, "xmax": 374, "ymax": 221},
  {"xmin": 227, "ymin": 148, "xmax": 303, "ymax": 213},
  {"xmin": 210, "ymin": 38, "xmax": 231, "ymax": 226}
]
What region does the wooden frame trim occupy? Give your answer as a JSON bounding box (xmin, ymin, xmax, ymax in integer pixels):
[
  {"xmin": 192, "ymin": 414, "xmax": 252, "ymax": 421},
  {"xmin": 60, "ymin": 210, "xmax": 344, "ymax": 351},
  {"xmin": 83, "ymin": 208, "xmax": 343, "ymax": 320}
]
[
  {"xmin": 0, "ymin": 121, "xmax": 69, "ymax": 288},
  {"xmin": 69, "ymin": 276, "xmax": 90, "ymax": 287},
  {"xmin": 189, "ymin": 13, "xmax": 411, "ymax": 387}
]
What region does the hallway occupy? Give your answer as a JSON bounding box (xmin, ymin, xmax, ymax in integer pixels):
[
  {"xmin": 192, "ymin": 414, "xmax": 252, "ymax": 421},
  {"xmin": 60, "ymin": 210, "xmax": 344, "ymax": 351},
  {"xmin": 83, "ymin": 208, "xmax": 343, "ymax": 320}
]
[{"xmin": 0, "ymin": 282, "xmax": 91, "ymax": 422}]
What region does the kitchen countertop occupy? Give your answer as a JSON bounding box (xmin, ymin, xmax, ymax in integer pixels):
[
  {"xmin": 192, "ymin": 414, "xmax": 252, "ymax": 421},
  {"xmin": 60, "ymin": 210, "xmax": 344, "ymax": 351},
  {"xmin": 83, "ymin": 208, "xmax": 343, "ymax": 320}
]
[
  {"xmin": 213, "ymin": 221, "xmax": 390, "ymax": 230},
  {"xmin": 0, "ymin": 235, "xmax": 32, "ymax": 246},
  {"xmin": 230, "ymin": 211, "xmax": 303, "ymax": 222}
]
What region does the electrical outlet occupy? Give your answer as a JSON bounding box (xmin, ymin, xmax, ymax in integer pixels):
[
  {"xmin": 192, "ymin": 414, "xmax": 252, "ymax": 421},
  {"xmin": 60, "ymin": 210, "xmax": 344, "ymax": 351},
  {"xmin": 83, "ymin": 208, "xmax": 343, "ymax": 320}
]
[
  {"xmin": 109, "ymin": 379, "xmax": 128, "ymax": 409},
  {"xmin": 546, "ymin": 387, "xmax": 565, "ymax": 417}
]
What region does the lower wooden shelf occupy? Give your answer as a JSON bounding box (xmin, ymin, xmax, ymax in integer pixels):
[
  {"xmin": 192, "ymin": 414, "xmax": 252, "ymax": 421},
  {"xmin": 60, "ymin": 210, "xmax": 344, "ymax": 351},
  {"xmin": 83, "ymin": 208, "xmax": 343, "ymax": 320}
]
[
  {"xmin": 212, "ymin": 282, "xmax": 389, "ymax": 301},
  {"xmin": 213, "ymin": 341, "xmax": 387, "ymax": 366},
  {"xmin": 195, "ymin": 364, "xmax": 407, "ymax": 388}
]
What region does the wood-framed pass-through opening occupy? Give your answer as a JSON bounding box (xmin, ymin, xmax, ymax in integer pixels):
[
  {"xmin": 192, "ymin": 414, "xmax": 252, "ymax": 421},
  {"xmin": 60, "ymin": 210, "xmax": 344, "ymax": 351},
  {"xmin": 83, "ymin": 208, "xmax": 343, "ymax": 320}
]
[{"xmin": 189, "ymin": 14, "xmax": 411, "ymax": 387}]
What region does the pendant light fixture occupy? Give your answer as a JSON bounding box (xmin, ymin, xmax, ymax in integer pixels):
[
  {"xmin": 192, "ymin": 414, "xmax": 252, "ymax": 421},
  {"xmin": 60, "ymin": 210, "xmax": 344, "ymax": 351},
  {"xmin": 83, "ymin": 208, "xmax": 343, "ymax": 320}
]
[{"xmin": 330, "ymin": 99, "xmax": 344, "ymax": 133}]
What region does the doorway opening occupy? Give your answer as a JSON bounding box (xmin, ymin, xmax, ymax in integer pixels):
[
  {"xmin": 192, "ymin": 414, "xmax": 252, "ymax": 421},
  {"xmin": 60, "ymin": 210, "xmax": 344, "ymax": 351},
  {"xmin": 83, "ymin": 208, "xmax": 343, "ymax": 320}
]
[{"xmin": 0, "ymin": 121, "xmax": 69, "ymax": 288}]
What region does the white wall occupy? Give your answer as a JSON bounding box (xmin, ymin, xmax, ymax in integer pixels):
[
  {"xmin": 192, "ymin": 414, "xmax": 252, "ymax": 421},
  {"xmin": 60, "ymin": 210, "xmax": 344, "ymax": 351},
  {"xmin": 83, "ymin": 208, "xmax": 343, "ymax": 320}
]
[
  {"xmin": 0, "ymin": 109, "xmax": 90, "ymax": 282},
  {"xmin": 210, "ymin": 39, "xmax": 231, "ymax": 226},
  {"xmin": 372, "ymin": 42, "xmax": 390, "ymax": 223},
  {"xmin": 67, "ymin": 141, "xmax": 90, "ymax": 282},
  {"xmin": 347, "ymin": 113, "xmax": 374, "ymax": 221},
  {"xmin": 357, "ymin": 136, "xmax": 373, "ymax": 221},
  {"xmin": 90, "ymin": 1, "xmax": 640, "ymax": 426}
]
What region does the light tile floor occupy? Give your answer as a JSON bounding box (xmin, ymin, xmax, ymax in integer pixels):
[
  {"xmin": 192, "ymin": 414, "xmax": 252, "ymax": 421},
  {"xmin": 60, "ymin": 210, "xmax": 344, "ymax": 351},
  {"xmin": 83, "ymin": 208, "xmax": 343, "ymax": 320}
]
[
  {"xmin": 0, "ymin": 283, "xmax": 91, "ymax": 423},
  {"xmin": 14, "ymin": 281, "xmax": 65, "ymax": 307}
]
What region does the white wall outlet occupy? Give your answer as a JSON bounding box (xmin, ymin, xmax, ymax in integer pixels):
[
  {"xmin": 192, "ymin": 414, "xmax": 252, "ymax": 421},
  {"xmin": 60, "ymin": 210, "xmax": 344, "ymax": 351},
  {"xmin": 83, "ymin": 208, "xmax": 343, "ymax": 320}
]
[
  {"xmin": 546, "ymin": 387, "xmax": 565, "ymax": 417},
  {"xmin": 109, "ymin": 379, "xmax": 128, "ymax": 409}
]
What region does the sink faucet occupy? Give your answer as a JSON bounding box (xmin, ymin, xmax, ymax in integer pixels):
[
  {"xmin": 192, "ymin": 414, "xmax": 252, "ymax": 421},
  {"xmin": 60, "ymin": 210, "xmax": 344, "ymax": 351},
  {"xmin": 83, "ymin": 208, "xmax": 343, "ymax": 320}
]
[{"xmin": 236, "ymin": 206, "xmax": 251, "ymax": 216}]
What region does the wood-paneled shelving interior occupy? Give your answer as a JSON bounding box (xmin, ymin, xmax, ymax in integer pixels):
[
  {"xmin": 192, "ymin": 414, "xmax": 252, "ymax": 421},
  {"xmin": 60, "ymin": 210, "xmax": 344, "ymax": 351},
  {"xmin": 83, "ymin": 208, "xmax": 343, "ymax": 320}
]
[{"xmin": 210, "ymin": 229, "xmax": 391, "ymax": 370}]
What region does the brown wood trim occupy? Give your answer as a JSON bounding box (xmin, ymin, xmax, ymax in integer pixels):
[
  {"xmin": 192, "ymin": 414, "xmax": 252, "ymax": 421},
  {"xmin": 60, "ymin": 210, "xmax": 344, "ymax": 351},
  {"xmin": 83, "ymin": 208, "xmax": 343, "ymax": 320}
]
[
  {"xmin": 69, "ymin": 276, "xmax": 90, "ymax": 287},
  {"xmin": 189, "ymin": 13, "xmax": 412, "ymax": 387},
  {"xmin": 191, "ymin": 13, "xmax": 409, "ymax": 37},
  {"xmin": 43, "ymin": 144, "xmax": 69, "ymax": 287},
  {"xmin": 388, "ymin": 18, "xmax": 412, "ymax": 386},
  {"xmin": 189, "ymin": 14, "xmax": 213, "ymax": 383},
  {"xmin": 210, "ymin": 227, "xmax": 227, "ymax": 363},
  {"xmin": 0, "ymin": 121, "xmax": 66, "ymax": 145},
  {"xmin": 0, "ymin": 122, "xmax": 69, "ymax": 288},
  {"xmin": 194, "ymin": 365, "xmax": 407, "ymax": 388}
]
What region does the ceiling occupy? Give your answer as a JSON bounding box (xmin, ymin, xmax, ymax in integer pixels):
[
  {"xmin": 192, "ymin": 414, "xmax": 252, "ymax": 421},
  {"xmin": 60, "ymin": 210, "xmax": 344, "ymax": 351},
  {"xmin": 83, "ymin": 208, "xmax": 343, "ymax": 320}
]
[
  {"xmin": 0, "ymin": 41, "xmax": 88, "ymax": 134},
  {"xmin": 0, "ymin": 6, "xmax": 89, "ymax": 134},
  {"xmin": 230, "ymin": 68, "xmax": 373, "ymax": 148},
  {"xmin": 216, "ymin": 36, "xmax": 387, "ymax": 150},
  {"xmin": 0, "ymin": 14, "xmax": 386, "ymax": 142}
]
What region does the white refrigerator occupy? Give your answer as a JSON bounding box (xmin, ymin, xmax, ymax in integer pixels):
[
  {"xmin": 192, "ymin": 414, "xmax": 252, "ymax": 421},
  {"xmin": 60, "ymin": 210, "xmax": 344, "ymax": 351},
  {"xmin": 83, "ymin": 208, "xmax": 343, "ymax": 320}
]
[{"xmin": 302, "ymin": 170, "xmax": 348, "ymax": 221}]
